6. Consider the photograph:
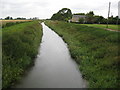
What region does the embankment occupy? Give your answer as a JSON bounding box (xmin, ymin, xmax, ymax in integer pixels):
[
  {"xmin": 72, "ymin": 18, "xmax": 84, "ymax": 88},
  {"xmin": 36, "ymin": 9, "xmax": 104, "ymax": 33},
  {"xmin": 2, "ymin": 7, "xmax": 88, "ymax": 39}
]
[
  {"xmin": 45, "ymin": 20, "xmax": 120, "ymax": 88},
  {"xmin": 2, "ymin": 21, "xmax": 43, "ymax": 88}
]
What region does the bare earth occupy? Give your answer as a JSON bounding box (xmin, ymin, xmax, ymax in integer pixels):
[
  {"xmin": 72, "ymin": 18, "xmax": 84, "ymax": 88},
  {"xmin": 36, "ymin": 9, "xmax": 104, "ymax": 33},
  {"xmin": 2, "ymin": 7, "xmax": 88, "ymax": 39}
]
[{"xmin": 105, "ymin": 28, "xmax": 120, "ymax": 32}]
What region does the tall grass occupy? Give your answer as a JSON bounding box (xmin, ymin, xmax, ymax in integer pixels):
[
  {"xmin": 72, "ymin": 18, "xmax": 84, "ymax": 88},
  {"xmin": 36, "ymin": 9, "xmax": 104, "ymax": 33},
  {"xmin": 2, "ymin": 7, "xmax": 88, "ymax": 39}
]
[
  {"xmin": 82, "ymin": 24, "xmax": 119, "ymax": 31},
  {"xmin": 2, "ymin": 22, "xmax": 27, "ymax": 28},
  {"xmin": 45, "ymin": 20, "xmax": 120, "ymax": 88},
  {"xmin": 2, "ymin": 21, "xmax": 42, "ymax": 88},
  {"xmin": 1, "ymin": 20, "xmax": 32, "ymax": 26}
]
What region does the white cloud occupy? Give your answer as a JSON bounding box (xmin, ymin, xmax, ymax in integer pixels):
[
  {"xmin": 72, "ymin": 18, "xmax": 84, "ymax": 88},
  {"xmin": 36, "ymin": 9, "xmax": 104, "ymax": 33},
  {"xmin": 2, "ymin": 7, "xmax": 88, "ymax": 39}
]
[{"xmin": 0, "ymin": 0, "xmax": 119, "ymax": 19}]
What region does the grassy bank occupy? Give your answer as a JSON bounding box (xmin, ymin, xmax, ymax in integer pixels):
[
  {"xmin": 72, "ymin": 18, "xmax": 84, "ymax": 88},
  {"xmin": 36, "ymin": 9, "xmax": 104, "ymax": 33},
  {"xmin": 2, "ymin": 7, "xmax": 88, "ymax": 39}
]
[
  {"xmin": 45, "ymin": 20, "xmax": 120, "ymax": 88},
  {"xmin": 2, "ymin": 21, "xmax": 42, "ymax": 88},
  {"xmin": 81, "ymin": 24, "xmax": 119, "ymax": 31}
]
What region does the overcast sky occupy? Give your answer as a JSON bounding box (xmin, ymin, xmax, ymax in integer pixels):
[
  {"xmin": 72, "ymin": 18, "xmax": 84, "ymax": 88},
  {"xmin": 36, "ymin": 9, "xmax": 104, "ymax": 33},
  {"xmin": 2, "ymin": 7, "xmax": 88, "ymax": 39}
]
[{"xmin": 0, "ymin": 0, "xmax": 119, "ymax": 19}]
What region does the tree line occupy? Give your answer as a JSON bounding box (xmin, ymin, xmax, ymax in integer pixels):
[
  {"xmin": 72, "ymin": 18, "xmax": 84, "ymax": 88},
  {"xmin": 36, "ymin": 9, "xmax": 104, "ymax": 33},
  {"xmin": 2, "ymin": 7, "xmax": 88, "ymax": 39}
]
[
  {"xmin": 77, "ymin": 11, "xmax": 119, "ymax": 24},
  {"xmin": 51, "ymin": 8, "xmax": 72, "ymax": 21},
  {"xmin": 1, "ymin": 16, "xmax": 39, "ymax": 20},
  {"xmin": 51, "ymin": 8, "xmax": 120, "ymax": 24}
]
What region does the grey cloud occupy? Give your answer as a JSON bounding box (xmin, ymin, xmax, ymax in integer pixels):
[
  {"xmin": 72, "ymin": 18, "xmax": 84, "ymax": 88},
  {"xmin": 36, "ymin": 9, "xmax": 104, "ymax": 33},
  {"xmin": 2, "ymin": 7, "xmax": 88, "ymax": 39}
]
[{"xmin": 0, "ymin": 0, "xmax": 118, "ymax": 19}]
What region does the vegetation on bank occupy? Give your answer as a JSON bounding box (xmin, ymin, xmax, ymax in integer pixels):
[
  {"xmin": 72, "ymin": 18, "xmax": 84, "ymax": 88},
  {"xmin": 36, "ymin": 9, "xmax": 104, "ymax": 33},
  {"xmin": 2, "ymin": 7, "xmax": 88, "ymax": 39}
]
[
  {"xmin": 81, "ymin": 24, "xmax": 120, "ymax": 31},
  {"xmin": 1, "ymin": 20, "xmax": 32, "ymax": 27},
  {"xmin": 2, "ymin": 21, "xmax": 42, "ymax": 88},
  {"xmin": 2, "ymin": 22, "xmax": 26, "ymax": 28},
  {"xmin": 45, "ymin": 20, "xmax": 120, "ymax": 88}
]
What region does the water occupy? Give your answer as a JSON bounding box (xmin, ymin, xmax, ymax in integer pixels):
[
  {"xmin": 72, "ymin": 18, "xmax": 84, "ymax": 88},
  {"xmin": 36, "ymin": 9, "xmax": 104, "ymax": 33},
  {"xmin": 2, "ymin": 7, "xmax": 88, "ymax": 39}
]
[{"xmin": 14, "ymin": 23, "xmax": 86, "ymax": 88}]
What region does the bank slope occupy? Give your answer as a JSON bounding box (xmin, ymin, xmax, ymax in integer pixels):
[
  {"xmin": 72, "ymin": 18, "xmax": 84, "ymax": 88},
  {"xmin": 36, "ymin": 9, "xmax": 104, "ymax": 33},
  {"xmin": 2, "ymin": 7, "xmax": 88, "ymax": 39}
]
[
  {"xmin": 45, "ymin": 20, "xmax": 120, "ymax": 88},
  {"xmin": 2, "ymin": 21, "xmax": 43, "ymax": 88}
]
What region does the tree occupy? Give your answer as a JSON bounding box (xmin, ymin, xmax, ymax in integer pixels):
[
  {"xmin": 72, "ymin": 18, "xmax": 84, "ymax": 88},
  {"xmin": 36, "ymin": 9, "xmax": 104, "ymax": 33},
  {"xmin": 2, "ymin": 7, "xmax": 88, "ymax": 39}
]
[
  {"xmin": 85, "ymin": 11, "xmax": 94, "ymax": 24},
  {"xmin": 16, "ymin": 17, "xmax": 26, "ymax": 20},
  {"xmin": 114, "ymin": 16, "xmax": 120, "ymax": 24},
  {"xmin": 94, "ymin": 16, "xmax": 104, "ymax": 24},
  {"xmin": 51, "ymin": 8, "xmax": 72, "ymax": 21},
  {"xmin": 5, "ymin": 16, "xmax": 13, "ymax": 20},
  {"xmin": 79, "ymin": 18, "xmax": 84, "ymax": 24},
  {"xmin": 10, "ymin": 17, "xmax": 13, "ymax": 20},
  {"xmin": 5, "ymin": 16, "xmax": 10, "ymax": 20}
]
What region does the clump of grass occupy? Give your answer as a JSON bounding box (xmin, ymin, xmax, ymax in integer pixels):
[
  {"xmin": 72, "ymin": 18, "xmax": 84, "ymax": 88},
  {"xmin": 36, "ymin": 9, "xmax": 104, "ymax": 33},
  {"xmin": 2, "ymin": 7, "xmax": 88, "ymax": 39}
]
[
  {"xmin": 2, "ymin": 21, "xmax": 43, "ymax": 88},
  {"xmin": 45, "ymin": 20, "xmax": 120, "ymax": 88}
]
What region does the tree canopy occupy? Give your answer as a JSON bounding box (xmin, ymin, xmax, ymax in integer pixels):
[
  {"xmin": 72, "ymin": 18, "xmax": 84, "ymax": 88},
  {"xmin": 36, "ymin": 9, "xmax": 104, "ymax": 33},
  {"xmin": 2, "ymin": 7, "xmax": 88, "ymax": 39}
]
[
  {"xmin": 51, "ymin": 8, "xmax": 72, "ymax": 21},
  {"xmin": 5, "ymin": 16, "xmax": 13, "ymax": 20},
  {"xmin": 85, "ymin": 11, "xmax": 95, "ymax": 24}
]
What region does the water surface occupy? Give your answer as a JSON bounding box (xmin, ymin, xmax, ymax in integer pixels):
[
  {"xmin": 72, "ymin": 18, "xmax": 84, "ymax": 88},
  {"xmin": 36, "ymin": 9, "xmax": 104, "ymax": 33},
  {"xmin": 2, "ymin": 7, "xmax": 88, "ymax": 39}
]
[{"xmin": 14, "ymin": 23, "xmax": 86, "ymax": 88}]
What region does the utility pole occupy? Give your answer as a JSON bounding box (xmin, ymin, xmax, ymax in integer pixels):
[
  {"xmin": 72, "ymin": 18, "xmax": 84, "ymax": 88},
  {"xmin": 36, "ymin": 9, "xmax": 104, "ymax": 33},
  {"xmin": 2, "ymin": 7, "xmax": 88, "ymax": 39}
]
[
  {"xmin": 117, "ymin": 1, "xmax": 120, "ymax": 30},
  {"xmin": 118, "ymin": 1, "xmax": 120, "ymax": 30},
  {"xmin": 106, "ymin": 2, "xmax": 111, "ymax": 28}
]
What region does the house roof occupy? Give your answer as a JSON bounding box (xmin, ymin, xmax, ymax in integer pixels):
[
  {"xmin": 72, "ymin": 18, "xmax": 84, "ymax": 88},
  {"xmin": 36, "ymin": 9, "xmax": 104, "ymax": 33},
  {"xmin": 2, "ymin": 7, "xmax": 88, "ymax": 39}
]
[
  {"xmin": 71, "ymin": 15, "xmax": 86, "ymax": 22},
  {"xmin": 72, "ymin": 15, "xmax": 86, "ymax": 18}
]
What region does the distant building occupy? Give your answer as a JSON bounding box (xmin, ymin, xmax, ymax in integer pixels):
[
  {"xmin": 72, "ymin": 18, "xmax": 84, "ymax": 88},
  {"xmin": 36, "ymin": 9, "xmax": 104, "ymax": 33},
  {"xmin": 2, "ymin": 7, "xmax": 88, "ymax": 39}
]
[
  {"xmin": 118, "ymin": 1, "xmax": 120, "ymax": 18},
  {"xmin": 33, "ymin": 17, "xmax": 39, "ymax": 20},
  {"xmin": 71, "ymin": 15, "xmax": 86, "ymax": 22}
]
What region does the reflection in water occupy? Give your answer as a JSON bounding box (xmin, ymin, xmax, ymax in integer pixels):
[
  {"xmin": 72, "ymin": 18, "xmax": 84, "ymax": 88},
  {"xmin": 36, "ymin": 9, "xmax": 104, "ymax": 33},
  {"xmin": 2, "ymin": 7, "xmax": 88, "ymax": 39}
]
[{"xmin": 14, "ymin": 23, "xmax": 86, "ymax": 88}]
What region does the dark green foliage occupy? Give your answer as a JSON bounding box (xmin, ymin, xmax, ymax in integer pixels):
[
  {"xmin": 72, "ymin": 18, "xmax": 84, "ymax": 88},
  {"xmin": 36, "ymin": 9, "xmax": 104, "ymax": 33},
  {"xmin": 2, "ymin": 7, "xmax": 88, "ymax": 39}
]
[
  {"xmin": 74, "ymin": 11, "xmax": 119, "ymax": 24},
  {"xmin": 16, "ymin": 17, "xmax": 26, "ymax": 20},
  {"xmin": 51, "ymin": 8, "xmax": 72, "ymax": 21},
  {"xmin": 93, "ymin": 16, "xmax": 105, "ymax": 24},
  {"xmin": 5, "ymin": 16, "xmax": 13, "ymax": 20},
  {"xmin": 2, "ymin": 21, "xmax": 42, "ymax": 88},
  {"xmin": 79, "ymin": 18, "xmax": 84, "ymax": 24},
  {"xmin": 108, "ymin": 16, "xmax": 120, "ymax": 24},
  {"xmin": 85, "ymin": 11, "xmax": 95, "ymax": 24},
  {"xmin": 2, "ymin": 22, "xmax": 25, "ymax": 28},
  {"xmin": 45, "ymin": 20, "xmax": 120, "ymax": 88}
]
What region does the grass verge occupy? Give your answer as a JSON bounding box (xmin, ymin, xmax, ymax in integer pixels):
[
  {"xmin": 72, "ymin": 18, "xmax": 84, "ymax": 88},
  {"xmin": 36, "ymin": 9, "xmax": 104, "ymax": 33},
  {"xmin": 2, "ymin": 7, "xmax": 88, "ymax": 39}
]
[
  {"xmin": 1, "ymin": 20, "xmax": 32, "ymax": 26},
  {"xmin": 45, "ymin": 20, "xmax": 120, "ymax": 88},
  {"xmin": 81, "ymin": 24, "xmax": 120, "ymax": 31},
  {"xmin": 2, "ymin": 21, "xmax": 42, "ymax": 88}
]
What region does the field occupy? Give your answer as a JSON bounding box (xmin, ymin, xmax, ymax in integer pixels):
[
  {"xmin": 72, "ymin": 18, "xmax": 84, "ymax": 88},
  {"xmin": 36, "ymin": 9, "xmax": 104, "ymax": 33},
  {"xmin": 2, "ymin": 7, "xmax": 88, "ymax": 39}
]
[
  {"xmin": 2, "ymin": 21, "xmax": 42, "ymax": 88},
  {"xmin": 81, "ymin": 24, "xmax": 120, "ymax": 31},
  {"xmin": 1, "ymin": 20, "xmax": 32, "ymax": 26},
  {"xmin": 45, "ymin": 20, "xmax": 120, "ymax": 88}
]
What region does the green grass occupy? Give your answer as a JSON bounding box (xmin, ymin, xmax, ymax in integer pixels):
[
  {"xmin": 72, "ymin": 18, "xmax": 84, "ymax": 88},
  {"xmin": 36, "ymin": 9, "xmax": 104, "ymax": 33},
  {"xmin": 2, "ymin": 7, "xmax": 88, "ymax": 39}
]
[
  {"xmin": 2, "ymin": 22, "xmax": 26, "ymax": 28},
  {"xmin": 0, "ymin": 27, "xmax": 2, "ymax": 89},
  {"xmin": 81, "ymin": 24, "xmax": 120, "ymax": 31},
  {"xmin": 2, "ymin": 21, "xmax": 43, "ymax": 88},
  {"xmin": 45, "ymin": 20, "xmax": 120, "ymax": 88}
]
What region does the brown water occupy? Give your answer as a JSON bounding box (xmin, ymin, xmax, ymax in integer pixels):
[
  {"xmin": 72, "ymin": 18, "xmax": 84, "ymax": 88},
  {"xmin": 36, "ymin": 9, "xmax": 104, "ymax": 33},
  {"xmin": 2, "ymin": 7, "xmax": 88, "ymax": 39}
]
[{"xmin": 14, "ymin": 23, "xmax": 86, "ymax": 88}]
